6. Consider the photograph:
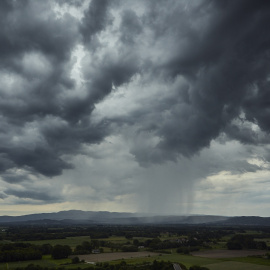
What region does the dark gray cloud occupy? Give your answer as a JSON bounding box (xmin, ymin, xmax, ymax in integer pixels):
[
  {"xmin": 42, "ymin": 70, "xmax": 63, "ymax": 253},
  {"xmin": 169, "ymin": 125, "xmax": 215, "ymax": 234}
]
[
  {"xmin": 0, "ymin": 0, "xmax": 270, "ymax": 212},
  {"xmin": 1, "ymin": 170, "xmax": 32, "ymax": 184},
  {"xmin": 0, "ymin": 2, "xmax": 78, "ymax": 176},
  {"xmin": 0, "ymin": 0, "xmax": 116, "ymax": 181},
  {"xmin": 0, "ymin": 192, "xmax": 7, "ymax": 200},
  {"xmin": 5, "ymin": 188, "xmax": 60, "ymax": 202},
  {"xmin": 104, "ymin": 0, "xmax": 270, "ymax": 165},
  {"xmin": 56, "ymin": 0, "xmax": 84, "ymax": 6},
  {"xmin": 0, "ymin": 1, "xmax": 78, "ymax": 68},
  {"xmin": 169, "ymin": 0, "xmax": 270, "ymax": 153},
  {"xmin": 80, "ymin": 0, "xmax": 113, "ymax": 45},
  {"xmin": 120, "ymin": 9, "xmax": 142, "ymax": 45}
]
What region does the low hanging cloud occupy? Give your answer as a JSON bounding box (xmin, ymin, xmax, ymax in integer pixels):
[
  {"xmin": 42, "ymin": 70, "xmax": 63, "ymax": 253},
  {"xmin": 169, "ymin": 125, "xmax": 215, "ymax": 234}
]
[{"xmin": 0, "ymin": 0, "xmax": 270, "ymax": 209}]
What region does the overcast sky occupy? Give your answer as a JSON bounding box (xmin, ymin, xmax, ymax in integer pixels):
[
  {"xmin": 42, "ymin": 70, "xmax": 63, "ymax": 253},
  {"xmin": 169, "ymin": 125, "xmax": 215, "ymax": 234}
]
[{"xmin": 0, "ymin": 0, "xmax": 270, "ymax": 217}]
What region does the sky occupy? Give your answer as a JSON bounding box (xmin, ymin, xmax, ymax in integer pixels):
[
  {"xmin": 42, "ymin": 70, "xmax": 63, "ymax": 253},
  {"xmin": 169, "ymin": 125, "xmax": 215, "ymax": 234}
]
[{"xmin": 0, "ymin": 0, "xmax": 270, "ymax": 217}]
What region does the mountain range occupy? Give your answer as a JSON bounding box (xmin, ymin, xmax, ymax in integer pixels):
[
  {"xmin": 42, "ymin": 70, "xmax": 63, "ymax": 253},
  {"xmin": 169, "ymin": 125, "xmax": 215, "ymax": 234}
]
[{"xmin": 0, "ymin": 210, "xmax": 269, "ymax": 225}]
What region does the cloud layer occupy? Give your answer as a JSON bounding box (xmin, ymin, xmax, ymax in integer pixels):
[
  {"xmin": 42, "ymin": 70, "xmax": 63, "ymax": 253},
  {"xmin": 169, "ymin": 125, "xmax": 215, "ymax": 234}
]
[{"xmin": 0, "ymin": 0, "xmax": 270, "ymax": 215}]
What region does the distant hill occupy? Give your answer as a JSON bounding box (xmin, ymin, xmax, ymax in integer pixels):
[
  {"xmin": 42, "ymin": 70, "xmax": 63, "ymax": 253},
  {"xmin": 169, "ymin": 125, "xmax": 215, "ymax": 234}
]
[
  {"xmin": 215, "ymin": 216, "xmax": 270, "ymax": 226},
  {"xmin": 0, "ymin": 210, "xmax": 135, "ymax": 223},
  {"xmin": 0, "ymin": 210, "xmax": 269, "ymax": 225}
]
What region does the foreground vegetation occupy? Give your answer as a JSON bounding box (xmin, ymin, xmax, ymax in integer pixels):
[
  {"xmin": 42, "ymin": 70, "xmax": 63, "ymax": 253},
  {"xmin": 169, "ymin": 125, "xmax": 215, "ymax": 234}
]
[{"xmin": 0, "ymin": 224, "xmax": 269, "ymax": 269}]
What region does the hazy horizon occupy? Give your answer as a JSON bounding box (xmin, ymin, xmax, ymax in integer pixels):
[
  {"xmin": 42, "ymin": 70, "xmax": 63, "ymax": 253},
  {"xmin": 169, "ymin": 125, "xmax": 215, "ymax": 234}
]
[
  {"xmin": 1, "ymin": 208, "xmax": 269, "ymax": 218},
  {"xmin": 0, "ymin": 0, "xmax": 270, "ymax": 217}
]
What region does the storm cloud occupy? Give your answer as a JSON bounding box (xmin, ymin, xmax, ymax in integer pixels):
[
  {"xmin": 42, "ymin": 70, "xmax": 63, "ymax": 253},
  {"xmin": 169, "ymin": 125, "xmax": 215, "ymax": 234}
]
[{"xmin": 0, "ymin": 0, "xmax": 270, "ymax": 215}]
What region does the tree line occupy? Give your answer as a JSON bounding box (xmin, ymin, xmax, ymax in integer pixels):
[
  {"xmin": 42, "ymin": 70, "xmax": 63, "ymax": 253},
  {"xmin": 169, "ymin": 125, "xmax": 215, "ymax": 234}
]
[
  {"xmin": 0, "ymin": 242, "xmax": 72, "ymax": 262},
  {"xmin": 13, "ymin": 260, "xmax": 209, "ymax": 270}
]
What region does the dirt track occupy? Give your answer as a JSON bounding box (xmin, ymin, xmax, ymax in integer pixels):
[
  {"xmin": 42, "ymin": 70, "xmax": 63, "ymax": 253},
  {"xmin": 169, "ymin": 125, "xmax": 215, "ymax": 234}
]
[
  {"xmin": 191, "ymin": 249, "xmax": 267, "ymax": 258},
  {"xmin": 78, "ymin": 251, "xmax": 158, "ymax": 263}
]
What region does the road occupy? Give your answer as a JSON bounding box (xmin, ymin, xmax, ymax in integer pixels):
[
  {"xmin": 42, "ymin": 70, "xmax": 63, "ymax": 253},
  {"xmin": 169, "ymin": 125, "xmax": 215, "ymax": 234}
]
[{"xmin": 173, "ymin": 263, "xmax": 182, "ymax": 270}]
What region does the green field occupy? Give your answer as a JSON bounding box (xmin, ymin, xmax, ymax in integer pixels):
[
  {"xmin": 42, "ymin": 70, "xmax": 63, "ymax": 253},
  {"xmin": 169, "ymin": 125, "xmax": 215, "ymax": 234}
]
[
  {"xmin": 121, "ymin": 253, "xmax": 270, "ymax": 269},
  {"xmin": 223, "ymin": 256, "xmax": 270, "ymax": 267},
  {"xmin": 113, "ymin": 253, "xmax": 220, "ymax": 268},
  {"xmin": 2, "ymin": 229, "xmax": 270, "ymax": 270},
  {"xmin": 208, "ymin": 241, "xmax": 227, "ymax": 249},
  {"xmin": 99, "ymin": 236, "xmax": 131, "ymax": 243},
  {"xmin": 0, "ymin": 251, "xmax": 270, "ymax": 270},
  {"xmin": 206, "ymin": 261, "xmax": 270, "ymax": 270}
]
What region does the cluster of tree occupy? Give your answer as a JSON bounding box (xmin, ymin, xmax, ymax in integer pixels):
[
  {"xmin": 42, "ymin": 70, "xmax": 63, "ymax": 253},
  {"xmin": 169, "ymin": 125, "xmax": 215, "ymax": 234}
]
[
  {"xmin": 13, "ymin": 260, "xmax": 209, "ymax": 270},
  {"xmin": 120, "ymin": 245, "xmax": 138, "ymax": 252},
  {"xmin": 110, "ymin": 227, "xmax": 160, "ymax": 238},
  {"xmin": 134, "ymin": 236, "xmax": 204, "ymax": 251},
  {"xmin": 227, "ymin": 234, "xmax": 267, "ymax": 250},
  {"xmin": 0, "ymin": 242, "xmax": 73, "ymax": 262},
  {"xmin": 3, "ymin": 224, "xmax": 236, "ymax": 244},
  {"xmin": 74, "ymin": 241, "xmax": 93, "ymax": 255},
  {"xmin": 98, "ymin": 235, "xmax": 206, "ymax": 253},
  {"xmin": 0, "ymin": 239, "xmax": 108, "ymax": 262},
  {"xmin": 4, "ymin": 225, "xmax": 104, "ymax": 242},
  {"xmin": 89, "ymin": 232, "xmax": 110, "ymax": 239},
  {"xmin": 76, "ymin": 239, "xmax": 145, "ymax": 255},
  {"xmin": 0, "ymin": 243, "xmax": 42, "ymax": 262},
  {"xmin": 51, "ymin": 245, "xmax": 72, "ymax": 259},
  {"xmin": 5, "ymin": 226, "xmax": 90, "ymax": 241}
]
